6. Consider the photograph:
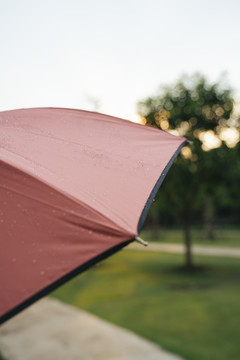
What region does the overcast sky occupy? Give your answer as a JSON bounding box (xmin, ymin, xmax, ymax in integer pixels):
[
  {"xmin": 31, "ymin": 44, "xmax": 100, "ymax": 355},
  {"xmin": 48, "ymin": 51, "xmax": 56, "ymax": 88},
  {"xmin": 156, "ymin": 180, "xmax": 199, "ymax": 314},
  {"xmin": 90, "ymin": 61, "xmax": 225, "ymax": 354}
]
[{"xmin": 1, "ymin": 0, "xmax": 240, "ymax": 121}]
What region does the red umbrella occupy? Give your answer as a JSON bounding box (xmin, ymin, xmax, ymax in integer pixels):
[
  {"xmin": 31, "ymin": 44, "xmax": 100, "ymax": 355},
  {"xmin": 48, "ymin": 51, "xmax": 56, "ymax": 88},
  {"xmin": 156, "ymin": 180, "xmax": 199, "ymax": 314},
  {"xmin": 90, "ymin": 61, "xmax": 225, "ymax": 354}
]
[{"xmin": 0, "ymin": 108, "xmax": 186, "ymax": 324}]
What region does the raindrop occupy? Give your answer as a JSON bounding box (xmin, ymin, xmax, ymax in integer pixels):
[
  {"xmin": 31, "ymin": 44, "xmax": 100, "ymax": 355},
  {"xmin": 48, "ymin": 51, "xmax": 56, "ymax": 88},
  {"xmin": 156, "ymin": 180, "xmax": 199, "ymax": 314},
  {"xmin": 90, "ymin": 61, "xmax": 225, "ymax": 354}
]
[
  {"xmin": 12, "ymin": 258, "xmax": 16, "ymax": 262},
  {"xmin": 88, "ymin": 230, "xmax": 93, "ymax": 234},
  {"xmin": 40, "ymin": 271, "xmax": 45, "ymax": 276},
  {"xmin": 32, "ymin": 259, "xmax": 37, "ymax": 263}
]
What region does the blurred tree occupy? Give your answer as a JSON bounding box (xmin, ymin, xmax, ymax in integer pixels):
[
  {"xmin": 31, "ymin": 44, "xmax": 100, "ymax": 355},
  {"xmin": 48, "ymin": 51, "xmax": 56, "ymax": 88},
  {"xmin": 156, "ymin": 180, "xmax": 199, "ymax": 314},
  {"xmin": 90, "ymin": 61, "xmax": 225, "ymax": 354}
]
[{"xmin": 138, "ymin": 74, "xmax": 240, "ymax": 269}]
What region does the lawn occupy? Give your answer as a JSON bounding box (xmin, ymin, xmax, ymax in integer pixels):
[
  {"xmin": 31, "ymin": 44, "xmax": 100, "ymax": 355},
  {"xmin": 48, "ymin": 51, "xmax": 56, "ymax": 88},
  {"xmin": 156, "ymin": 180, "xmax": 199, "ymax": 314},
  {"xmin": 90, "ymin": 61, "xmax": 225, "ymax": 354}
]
[
  {"xmin": 141, "ymin": 227, "xmax": 240, "ymax": 247},
  {"xmin": 52, "ymin": 249, "xmax": 240, "ymax": 360}
]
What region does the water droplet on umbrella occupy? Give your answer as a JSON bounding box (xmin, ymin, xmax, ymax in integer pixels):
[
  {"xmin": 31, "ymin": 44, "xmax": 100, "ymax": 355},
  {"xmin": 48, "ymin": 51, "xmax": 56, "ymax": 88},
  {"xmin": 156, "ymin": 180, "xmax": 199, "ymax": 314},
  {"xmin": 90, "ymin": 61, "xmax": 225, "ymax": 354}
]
[{"xmin": 40, "ymin": 271, "xmax": 45, "ymax": 275}]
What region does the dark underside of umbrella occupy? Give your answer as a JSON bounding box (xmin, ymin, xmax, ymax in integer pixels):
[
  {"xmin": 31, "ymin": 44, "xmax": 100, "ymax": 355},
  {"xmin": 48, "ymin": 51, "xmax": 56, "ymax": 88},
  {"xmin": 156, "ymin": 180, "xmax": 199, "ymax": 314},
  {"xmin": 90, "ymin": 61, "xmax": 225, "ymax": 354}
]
[{"xmin": 0, "ymin": 108, "xmax": 186, "ymax": 324}]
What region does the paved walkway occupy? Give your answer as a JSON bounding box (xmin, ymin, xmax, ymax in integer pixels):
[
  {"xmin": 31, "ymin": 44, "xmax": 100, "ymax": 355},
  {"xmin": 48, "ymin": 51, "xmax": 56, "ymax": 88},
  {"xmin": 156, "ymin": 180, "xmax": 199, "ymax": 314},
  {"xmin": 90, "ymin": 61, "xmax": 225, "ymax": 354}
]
[
  {"xmin": 0, "ymin": 298, "xmax": 184, "ymax": 360},
  {"xmin": 128, "ymin": 242, "xmax": 240, "ymax": 258}
]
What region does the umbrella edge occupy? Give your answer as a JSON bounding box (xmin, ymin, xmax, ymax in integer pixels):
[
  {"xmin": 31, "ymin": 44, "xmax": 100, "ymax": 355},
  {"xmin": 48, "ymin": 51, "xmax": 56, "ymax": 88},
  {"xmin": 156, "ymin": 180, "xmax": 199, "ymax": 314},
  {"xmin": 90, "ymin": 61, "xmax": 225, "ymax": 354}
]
[
  {"xmin": 0, "ymin": 238, "xmax": 133, "ymax": 325},
  {"xmin": 137, "ymin": 139, "xmax": 188, "ymax": 233}
]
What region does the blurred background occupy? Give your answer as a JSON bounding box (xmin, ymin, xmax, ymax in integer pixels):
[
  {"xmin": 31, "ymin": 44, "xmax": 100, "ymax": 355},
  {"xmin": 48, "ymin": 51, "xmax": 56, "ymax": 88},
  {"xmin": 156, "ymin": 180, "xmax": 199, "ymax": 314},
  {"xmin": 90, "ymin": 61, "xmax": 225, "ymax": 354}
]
[{"xmin": 0, "ymin": 1, "xmax": 239, "ymax": 360}]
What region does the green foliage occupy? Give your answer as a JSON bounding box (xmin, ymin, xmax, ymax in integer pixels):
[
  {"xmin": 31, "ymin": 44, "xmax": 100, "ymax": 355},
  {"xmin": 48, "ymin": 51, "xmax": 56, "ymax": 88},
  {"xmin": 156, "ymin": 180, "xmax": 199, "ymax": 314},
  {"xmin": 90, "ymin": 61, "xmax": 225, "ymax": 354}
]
[
  {"xmin": 52, "ymin": 249, "xmax": 240, "ymax": 360},
  {"xmin": 138, "ymin": 74, "xmax": 240, "ymax": 266},
  {"xmin": 138, "ymin": 74, "xmax": 233, "ymax": 132},
  {"xmin": 138, "ymin": 74, "xmax": 239, "ymax": 221}
]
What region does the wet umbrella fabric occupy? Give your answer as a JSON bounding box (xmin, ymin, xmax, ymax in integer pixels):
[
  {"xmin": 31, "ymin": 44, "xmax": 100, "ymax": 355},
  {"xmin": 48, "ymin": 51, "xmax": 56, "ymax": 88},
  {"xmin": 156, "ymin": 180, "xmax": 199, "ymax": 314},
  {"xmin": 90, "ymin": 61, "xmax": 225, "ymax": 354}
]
[{"xmin": 0, "ymin": 108, "xmax": 186, "ymax": 324}]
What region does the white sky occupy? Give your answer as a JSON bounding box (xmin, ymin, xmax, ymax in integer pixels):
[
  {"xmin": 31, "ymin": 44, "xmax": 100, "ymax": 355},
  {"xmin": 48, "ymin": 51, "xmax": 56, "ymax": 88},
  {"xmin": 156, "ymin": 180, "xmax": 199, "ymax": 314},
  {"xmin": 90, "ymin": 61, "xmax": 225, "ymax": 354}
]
[{"xmin": 1, "ymin": 0, "xmax": 240, "ymax": 122}]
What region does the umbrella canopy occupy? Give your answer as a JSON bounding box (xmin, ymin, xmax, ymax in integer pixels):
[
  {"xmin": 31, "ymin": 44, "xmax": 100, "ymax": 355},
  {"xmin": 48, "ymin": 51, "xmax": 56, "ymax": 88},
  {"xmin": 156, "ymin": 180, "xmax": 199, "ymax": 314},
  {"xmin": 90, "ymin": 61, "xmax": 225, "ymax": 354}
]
[{"xmin": 0, "ymin": 108, "xmax": 186, "ymax": 324}]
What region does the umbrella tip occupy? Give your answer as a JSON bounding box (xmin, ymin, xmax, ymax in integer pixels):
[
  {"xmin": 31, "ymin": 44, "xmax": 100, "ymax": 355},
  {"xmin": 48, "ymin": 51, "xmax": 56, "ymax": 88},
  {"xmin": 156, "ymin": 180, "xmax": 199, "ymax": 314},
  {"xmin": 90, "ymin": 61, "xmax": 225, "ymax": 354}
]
[{"xmin": 135, "ymin": 236, "xmax": 148, "ymax": 246}]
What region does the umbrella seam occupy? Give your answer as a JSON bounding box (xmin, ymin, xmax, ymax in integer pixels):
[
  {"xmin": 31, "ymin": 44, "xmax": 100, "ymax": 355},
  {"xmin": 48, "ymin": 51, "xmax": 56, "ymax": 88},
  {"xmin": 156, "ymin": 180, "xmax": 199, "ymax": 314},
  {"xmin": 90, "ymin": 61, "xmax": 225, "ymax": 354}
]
[{"xmin": 0, "ymin": 157, "xmax": 135, "ymax": 237}]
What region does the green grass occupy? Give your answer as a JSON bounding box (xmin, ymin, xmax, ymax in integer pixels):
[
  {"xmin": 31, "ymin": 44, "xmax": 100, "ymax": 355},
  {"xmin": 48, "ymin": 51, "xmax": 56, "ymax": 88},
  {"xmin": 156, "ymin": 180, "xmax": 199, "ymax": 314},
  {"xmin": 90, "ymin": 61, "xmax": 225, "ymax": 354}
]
[
  {"xmin": 52, "ymin": 250, "xmax": 240, "ymax": 360},
  {"xmin": 141, "ymin": 227, "xmax": 240, "ymax": 247}
]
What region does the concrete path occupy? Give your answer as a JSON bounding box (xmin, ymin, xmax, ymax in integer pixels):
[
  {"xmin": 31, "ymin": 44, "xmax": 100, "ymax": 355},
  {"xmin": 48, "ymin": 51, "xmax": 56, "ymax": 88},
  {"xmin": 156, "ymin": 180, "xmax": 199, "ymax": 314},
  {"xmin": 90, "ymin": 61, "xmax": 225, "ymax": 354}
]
[
  {"xmin": 128, "ymin": 242, "xmax": 240, "ymax": 258},
  {"xmin": 0, "ymin": 298, "xmax": 184, "ymax": 360}
]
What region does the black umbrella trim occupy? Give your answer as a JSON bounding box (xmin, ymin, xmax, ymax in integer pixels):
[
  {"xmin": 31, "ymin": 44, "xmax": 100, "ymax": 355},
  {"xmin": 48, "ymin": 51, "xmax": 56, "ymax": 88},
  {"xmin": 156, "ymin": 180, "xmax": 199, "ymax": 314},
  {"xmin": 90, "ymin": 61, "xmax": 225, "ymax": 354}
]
[
  {"xmin": 0, "ymin": 238, "xmax": 133, "ymax": 325},
  {"xmin": 137, "ymin": 140, "xmax": 188, "ymax": 233}
]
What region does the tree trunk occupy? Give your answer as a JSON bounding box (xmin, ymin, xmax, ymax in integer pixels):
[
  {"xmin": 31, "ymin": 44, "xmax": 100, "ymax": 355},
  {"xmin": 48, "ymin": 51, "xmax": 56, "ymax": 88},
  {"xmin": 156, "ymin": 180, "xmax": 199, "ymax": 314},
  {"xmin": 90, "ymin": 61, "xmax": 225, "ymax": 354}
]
[{"xmin": 183, "ymin": 220, "xmax": 193, "ymax": 269}]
